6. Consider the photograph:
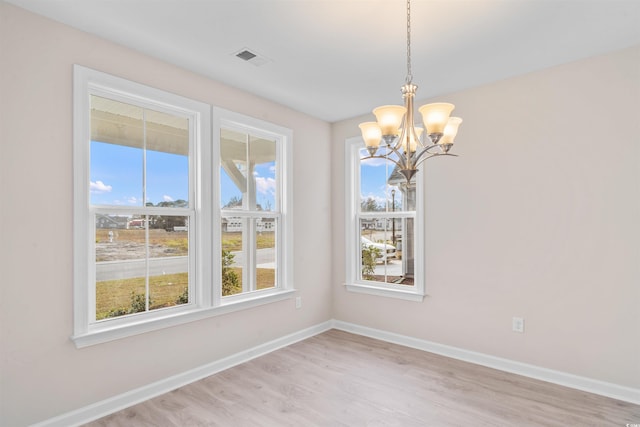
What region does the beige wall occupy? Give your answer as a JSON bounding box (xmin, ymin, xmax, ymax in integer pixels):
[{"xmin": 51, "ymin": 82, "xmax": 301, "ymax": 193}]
[
  {"xmin": 332, "ymin": 45, "xmax": 640, "ymax": 389},
  {"xmin": 0, "ymin": 3, "xmax": 332, "ymax": 425},
  {"xmin": 2, "ymin": 2, "xmax": 639, "ymax": 425}
]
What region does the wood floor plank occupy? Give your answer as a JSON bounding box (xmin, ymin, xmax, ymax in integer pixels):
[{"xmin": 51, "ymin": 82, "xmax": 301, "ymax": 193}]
[{"xmin": 84, "ymin": 330, "xmax": 640, "ymax": 426}]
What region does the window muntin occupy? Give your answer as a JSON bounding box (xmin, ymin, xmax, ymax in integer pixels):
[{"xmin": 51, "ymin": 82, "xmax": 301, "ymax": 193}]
[{"xmin": 345, "ymin": 137, "xmax": 425, "ymax": 300}]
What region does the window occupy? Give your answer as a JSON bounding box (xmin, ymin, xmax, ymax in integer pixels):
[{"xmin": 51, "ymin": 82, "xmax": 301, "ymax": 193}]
[
  {"xmin": 73, "ymin": 66, "xmax": 293, "ymax": 347},
  {"xmin": 214, "ymin": 108, "xmax": 293, "ymax": 305},
  {"xmin": 344, "ymin": 136, "xmax": 425, "ymax": 301}
]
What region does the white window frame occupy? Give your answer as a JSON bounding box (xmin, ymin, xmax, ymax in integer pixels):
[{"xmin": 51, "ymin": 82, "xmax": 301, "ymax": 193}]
[
  {"xmin": 72, "ymin": 66, "xmax": 294, "ymax": 348},
  {"xmin": 344, "ymin": 136, "xmax": 425, "ymax": 301}
]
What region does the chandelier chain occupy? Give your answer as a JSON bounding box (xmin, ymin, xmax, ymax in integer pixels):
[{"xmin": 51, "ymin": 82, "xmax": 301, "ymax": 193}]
[{"xmin": 406, "ymin": 0, "xmax": 412, "ymax": 84}]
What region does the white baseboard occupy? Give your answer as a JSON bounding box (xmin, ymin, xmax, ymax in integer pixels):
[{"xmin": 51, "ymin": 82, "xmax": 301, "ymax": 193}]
[
  {"xmin": 331, "ymin": 320, "xmax": 640, "ymax": 405},
  {"xmin": 32, "ymin": 319, "xmax": 639, "ymax": 426},
  {"xmin": 31, "ymin": 321, "xmax": 333, "ymax": 427}
]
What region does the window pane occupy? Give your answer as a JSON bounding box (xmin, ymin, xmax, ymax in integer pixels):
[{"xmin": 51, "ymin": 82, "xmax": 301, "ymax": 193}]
[
  {"xmin": 256, "ymin": 217, "xmax": 276, "ymax": 290},
  {"xmin": 251, "ymin": 136, "xmax": 277, "ymax": 212},
  {"xmin": 90, "ymin": 96, "xmax": 144, "ymax": 206},
  {"xmin": 148, "ymin": 215, "xmax": 190, "ymax": 310},
  {"xmin": 145, "ymin": 109, "xmax": 189, "ymax": 207},
  {"xmin": 359, "ymin": 149, "xmax": 400, "ymax": 212},
  {"xmin": 95, "ymin": 215, "xmax": 147, "ymax": 320},
  {"xmin": 359, "ymin": 217, "xmax": 413, "ymax": 286},
  {"xmin": 95, "ymin": 214, "xmax": 190, "ymax": 320},
  {"xmin": 221, "ymin": 216, "xmax": 244, "ymax": 296},
  {"xmin": 359, "ymin": 148, "xmax": 420, "ymax": 213},
  {"xmin": 220, "ymin": 128, "xmax": 247, "ymax": 209}
]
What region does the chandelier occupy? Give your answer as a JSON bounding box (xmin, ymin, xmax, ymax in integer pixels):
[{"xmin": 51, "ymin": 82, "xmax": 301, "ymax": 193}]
[{"xmin": 359, "ymin": 0, "xmax": 462, "ymax": 183}]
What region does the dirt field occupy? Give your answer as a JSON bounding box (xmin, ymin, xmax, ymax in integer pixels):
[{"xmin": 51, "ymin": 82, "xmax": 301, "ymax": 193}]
[{"xmin": 96, "ymin": 229, "xmax": 188, "ymax": 261}]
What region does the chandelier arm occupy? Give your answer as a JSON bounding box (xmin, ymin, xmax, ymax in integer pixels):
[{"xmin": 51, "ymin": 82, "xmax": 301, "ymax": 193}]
[
  {"xmin": 360, "ymin": 153, "xmax": 406, "ymax": 171},
  {"xmin": 412, "ymin": 143, "xmax": 444, "ymax": 164},
  {"xmin": 413, "ymin": 152, "xmax": 458, "ymax": 169},
  {"xmin": 381, "ymin": 136, "xmax": 410, "ymax": 168}
]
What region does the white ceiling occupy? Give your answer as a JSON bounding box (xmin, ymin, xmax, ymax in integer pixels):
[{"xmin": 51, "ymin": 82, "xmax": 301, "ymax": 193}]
[{"xmin": 6, "ymin": 0, "xmax": 640, "ymax": 122}]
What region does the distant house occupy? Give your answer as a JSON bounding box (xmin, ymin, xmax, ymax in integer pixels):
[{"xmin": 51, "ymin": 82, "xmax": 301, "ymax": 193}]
[
  {"xmin": 222, "ymin": 217, "xmax": 275, "ymax": 232},
  {"xmin": 96, "ymin": 214, "xmax": 129, "ymax": 229},
  {"xmin": 258, "ymin": 217, "xmax": 275, "ymax": 232},
  {"xmin": 128, "ymin": 218, "xmax": 147, "ymax": 229},
  {"xmin": 360, "ymin": 218, "xmax": 399, "ymax": 231}
]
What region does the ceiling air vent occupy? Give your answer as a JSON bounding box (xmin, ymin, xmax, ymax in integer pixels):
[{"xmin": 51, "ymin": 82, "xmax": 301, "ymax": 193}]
[
  {"xmin": 233, "ymin": 48, "xmax": 270, "ymax": 67},
  {"xmin": 236, "ymin": 50, "xmax": 256, "ymax": 61}
]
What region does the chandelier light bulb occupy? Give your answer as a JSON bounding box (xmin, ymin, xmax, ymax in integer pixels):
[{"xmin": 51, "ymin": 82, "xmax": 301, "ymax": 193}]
[
  {"xmin": 372, "ymin": 105, "xmax": 406, "ymax": 137},
  {"xmin": 440, "ymin": 117, "xmax": 463, "ymax": 145},
  {"xmin": 358, "ymin": 122, "xmax": 383, "ymax": 154},
  {"xmin": 418, "ymin": 103, "xmax": 455, "ymax": 136}
]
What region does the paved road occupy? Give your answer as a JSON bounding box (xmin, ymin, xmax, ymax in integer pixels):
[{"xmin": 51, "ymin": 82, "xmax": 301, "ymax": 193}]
[
  {"xmin": 374, "ymin": 260, "xmax": 402, "ymax": 276},
  {"xmin": 96, "ymin": 248, "xmax": 277, "ymax": 281},
  {"xmin": 96, "ymin": 256, "xmax": 188, "ymax": 281},
  {"xmin": 229, "ymin": 247, "xmax": 276, "ymax": 269}
]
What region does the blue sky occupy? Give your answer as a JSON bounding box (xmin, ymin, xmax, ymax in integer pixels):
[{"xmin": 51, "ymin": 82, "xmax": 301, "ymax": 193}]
[
  {"xmin": 90, "ymin": 142, "xmax": 393, "ymax": 211},
  {"xmin": 90, "ymin": 142, "xmax": 188, "ymax": 206},
  {"xmin": 359, "ymin": 148, "xmax": 401, "ymax": 210},
  {"xmin": 90, "ymin": 141, "xmax": 276, "ymax": 209}
]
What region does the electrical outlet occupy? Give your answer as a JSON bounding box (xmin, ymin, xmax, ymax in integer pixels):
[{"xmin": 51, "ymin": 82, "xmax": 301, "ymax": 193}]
[
  {"xmin": 295, "ymin": 297, "xmax": 302, "ymax": 309},
  {"xmin": 512, "ymin": 317, "xmax": 524, "ymax": 333}
]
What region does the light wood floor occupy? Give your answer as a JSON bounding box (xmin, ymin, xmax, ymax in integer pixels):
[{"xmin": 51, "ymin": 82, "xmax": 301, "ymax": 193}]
[{"xmin": 84, "ymin": 330, "xmax": 639, "ymax": 426}]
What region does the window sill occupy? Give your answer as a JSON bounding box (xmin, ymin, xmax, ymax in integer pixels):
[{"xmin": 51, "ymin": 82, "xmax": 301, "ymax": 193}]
[
  {"xmin": 72, "ymin": 289, "xmax": 296, "ymax": 348},
  {"xmin": 345, "ymin": 282, "xmax": 425, "ymax": 302}
]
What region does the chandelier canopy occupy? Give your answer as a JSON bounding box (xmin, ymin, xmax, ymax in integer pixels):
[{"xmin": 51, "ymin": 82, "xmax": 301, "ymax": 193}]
[{"xmin": 359, "ymin": 0, "xmax": 462, "ymax": 183}]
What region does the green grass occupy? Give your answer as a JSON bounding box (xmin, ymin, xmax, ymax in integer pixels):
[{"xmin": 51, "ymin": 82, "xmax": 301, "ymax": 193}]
[
  {"xmin": 96, "ymin": 273, "xmax": 188, "ymax": 320},
  {"xmin": 221, "ymin": 232, "xmax": 275, "ymax": 251},
  {"xmin": 96, "ymin": 269, "xmax": 276, "ymax": 319}
]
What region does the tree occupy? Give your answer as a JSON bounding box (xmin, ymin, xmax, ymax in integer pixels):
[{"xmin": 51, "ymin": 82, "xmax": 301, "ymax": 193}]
[
  {"xmin": 224, "ymin": 196, "xmax": 243, "ymax": 209},
  {"xmin": 222, "ymin": 249, "xmax": 241, "ymax": 295},
  {"xmin": 361, "ymin": 197, "xmax": 380, "ymax": 212},
  {"xmin": 361, "ymin": 245, "xmax": 381, "ymax": 280}
]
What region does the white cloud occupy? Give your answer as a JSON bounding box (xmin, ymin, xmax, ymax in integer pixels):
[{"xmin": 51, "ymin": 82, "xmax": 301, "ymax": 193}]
[
  {"xmin": 163, "ymin": 195, "xmax": 174, "ymax": 202},
  {"xmin": 90, "ymin": 180, "xmax": 112, "ymax": 193},
  {"xmin": 127, "ymin": 196, "xmax": 138, "ymax": 205},
  {"xmin": 256, "ymin": 176, "xmax": 276, "ymax": 194}
]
